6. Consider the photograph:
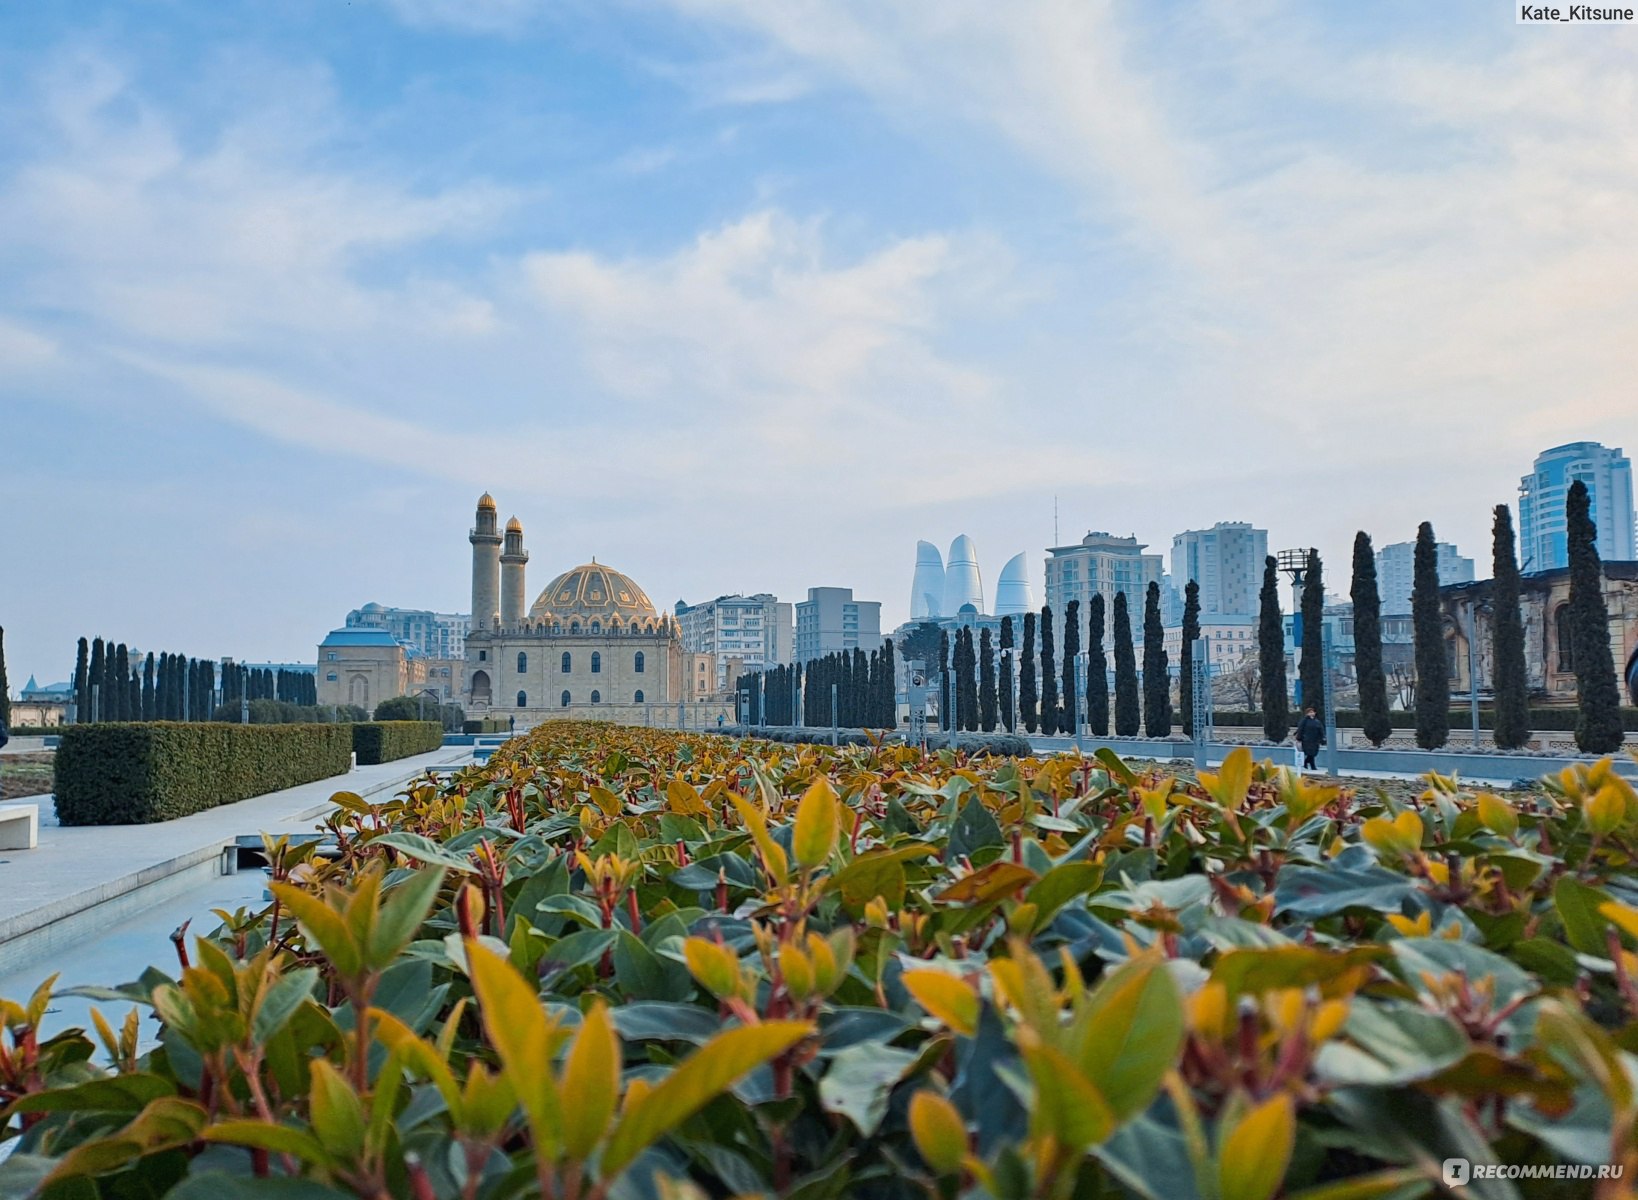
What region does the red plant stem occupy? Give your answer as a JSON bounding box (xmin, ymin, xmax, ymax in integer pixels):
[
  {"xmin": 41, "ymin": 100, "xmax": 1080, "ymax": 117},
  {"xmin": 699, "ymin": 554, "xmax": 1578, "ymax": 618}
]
[{"xmin": 626, "ymin": 886, "xmax": 642, "ymax": 934}]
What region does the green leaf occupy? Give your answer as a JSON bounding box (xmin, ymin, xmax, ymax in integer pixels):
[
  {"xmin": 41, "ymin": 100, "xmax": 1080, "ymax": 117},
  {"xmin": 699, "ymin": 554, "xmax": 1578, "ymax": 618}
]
[
  {"xmin": 1024, "ymin": 861, "xmax": 1104, "ymax": 923},
  {"xmin": 1072, "ymin": 957, "xmax": 1184, "ymax": 1121},
  {"xmin": 602, "ymin": 1020, "xmax": 812, "ymax": 1177},
  {"xmin": 792, "ymin": 776, "xmax": 841, "ymax": 870},
  {"xmin": 269, "ymin": 883, "xmax": 363, "ymax": 979},
  {"xmin": 1020, "ymin": 1040, "xmax": 1116, "ymax": 1149},
  {"xmin": 1094, "ymin": 748, "xmax": 1138, "ymax": 787},
  {"xmin": 202, "ymin": 1120, "xmax": 333, "ymax": 1167},
  {"xmin": 307, "ymin": 1059, "xmax": 367, "ymax": 1160},
  {"xmin": 946, "ymin": 796, "xmax": 1003, "ymax": 863},
  {"xmin": 817, "ymin": 1044, "xmax": 918, "ymax": 1135},
  {"xmin": 367, "ymin": 831, "xmax": 477, "ymax": 873},
  {"xmin": 1313, "ymin": 1000, "xmax": 1469, "ymax": 1086},
  {"xmin": 167, "ymin": 1173, "xmax": 354, "ymax": 1200},
  {"xmin": 1553, "ymin": 876, "xmax": 1614, "ymax": 956},
  {"xmin": 368, "ymin": 867, "xmax": 448, "ymax": 966},
  {"xmin": 252, "ymin": 968, "xmax": 318, "ymax": 1046},
  {"xmin": 1217, "ymin": 1094, "xmax": 1294, "ymax": 1200},
  {"xmin": 560, "ymin": 1003, "xmax": 620, "ymax": 1158},
  {"xmin": 2, "ymin": 1073, "xmax": 174, "ymax": 1117}
]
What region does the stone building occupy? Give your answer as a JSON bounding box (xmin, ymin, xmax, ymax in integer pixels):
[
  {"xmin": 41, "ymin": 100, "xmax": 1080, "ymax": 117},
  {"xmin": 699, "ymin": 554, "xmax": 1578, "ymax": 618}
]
[
  {"xmin": 1441, "ymin": 562, "xmax": 1638, "ymax": 702},
  {"xmin": 316, "ymin": 629, "xmax": 461, "ymax": 712},
  {"xmin": 461, "ymin": 494, "xmax": 728, "ymax": 726}
]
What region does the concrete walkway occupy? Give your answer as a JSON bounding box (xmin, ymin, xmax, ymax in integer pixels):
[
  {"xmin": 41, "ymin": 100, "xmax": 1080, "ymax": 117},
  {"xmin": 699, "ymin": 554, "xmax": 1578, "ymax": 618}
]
[{"xmin": 0, "ymin": 746, "xmax": 471, "ymax": 975}]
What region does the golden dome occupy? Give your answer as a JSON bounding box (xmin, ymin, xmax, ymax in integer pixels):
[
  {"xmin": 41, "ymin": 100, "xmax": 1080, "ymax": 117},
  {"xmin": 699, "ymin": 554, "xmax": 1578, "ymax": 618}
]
[
  {"xmin": 505, "ymin": 516, "xmax": 522, "ymax": 532},
  {"xmin": 478, "ymin": 492, "xmax": 497, "ymax": 511},
  {"xmin": 529, "ymin": 561, "xmax": 657, "ymax": 622}
]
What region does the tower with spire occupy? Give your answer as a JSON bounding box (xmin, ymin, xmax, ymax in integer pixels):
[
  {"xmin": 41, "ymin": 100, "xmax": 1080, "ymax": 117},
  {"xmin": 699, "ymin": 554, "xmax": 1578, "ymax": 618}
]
[
  {"xmin": 469, "ymin": 493, "xmax": 502, "ymax": 634},
  {"xmin": 500, "ymin": 516, "xmax": 529, "ymax": 629}
]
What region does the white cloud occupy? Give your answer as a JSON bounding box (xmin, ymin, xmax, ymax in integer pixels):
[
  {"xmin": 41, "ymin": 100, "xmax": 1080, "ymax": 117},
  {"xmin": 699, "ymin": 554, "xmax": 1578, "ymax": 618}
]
[{"xmin": 0, "ymin": 318, "xmax": 60, "ymax": 373}]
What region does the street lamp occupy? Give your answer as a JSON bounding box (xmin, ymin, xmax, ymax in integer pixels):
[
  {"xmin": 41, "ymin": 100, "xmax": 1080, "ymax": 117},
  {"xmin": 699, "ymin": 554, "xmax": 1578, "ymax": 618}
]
[
  {"xmin": 416, "ymin": 687, "xmax": 442, "ymax": 727},
  {"xmin": 1277, "ymin": 548, "xmax": 1312, "ymax": 709}
]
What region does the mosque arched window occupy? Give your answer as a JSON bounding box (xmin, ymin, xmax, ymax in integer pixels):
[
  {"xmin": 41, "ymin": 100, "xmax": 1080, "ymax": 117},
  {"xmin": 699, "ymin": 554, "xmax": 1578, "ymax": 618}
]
[
  {"xmin": 634, "ymin": 690, "xmax": 644, "ymax": 703},
  {"xmin": 634, "ymin": 651, "xmax": 645, "ymax": 674},
  {"xmin": 591, "ymin": 652, "xmax": 601, "ymax": 674},
  {"xmin": 516, "ymin": 691, "xmax": 527, "ymax": 707},
  {"xmin": 591, "ymin": 621, "xmax": 601, "ymax": 634},
  {"xmin": 591, "ymin": 690, "xmax": 601, "ymax": 704},
  {"xmin": 562, "ymin": 652, "xmax": 572, "ymax": 673},
  {"xmin": 561, "ymin": 690, "xmax": 571, "ymax": 707},
  {"xmin": 517, "ymin": 652, "xmax": 527, "ymax": 673},
  {"xmin": 570, "ymin": 621, "xmax": 580, "ymax": 633}
]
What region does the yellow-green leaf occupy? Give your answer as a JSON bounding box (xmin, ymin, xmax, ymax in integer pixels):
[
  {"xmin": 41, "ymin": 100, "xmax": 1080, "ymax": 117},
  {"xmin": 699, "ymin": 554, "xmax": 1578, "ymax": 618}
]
[
  {"xmin": 465, "ymin": 938, "xmax": 566, "ymax": 1157},
  {"xmin": 901, "ymin": 970, "xmax": 980, "ymax": 1037},
  {"xmin": 560, "ymin": 1002, "xmax": 620, "ymax": 1159},
  {"xmin": 1200, "ymin": 747, "xmax": 1253, "ymax": 810},
  {"xmin": 792, "ymin": 776, "xmax": 841, "ymax": 870},
  {"xmin": 601, "ymin": 1020, "xmax": 811, "ymax": 1178},
  {"xmin": 729, "ymin": 792, "xmax": 790, "ymax": 887},
  {"xmin": 908, "ymin": 1090, "xmax": 968, "ymax": 1174},
  {"xmin": 269, "ymin": 882, "xmax": 363, "ymax": 979},
  {"xmin": 1218, "ymin": 1094, "xmax": 1295, "ymax": 1200},
  {"xmin": 1020, "ymin": 1040, "xmax": 1116, "ymax": 1149},
  {"xmin": 1071, "ymin": 956, "xmax": 1184, "ymax": 1121},
  {"xmin": 683, "ymin": 938, "xmax": 742, "ymax": 999},
  {"xmin": 308, "ymin": 1058, "xmax": 367, "ymax": 1160}
]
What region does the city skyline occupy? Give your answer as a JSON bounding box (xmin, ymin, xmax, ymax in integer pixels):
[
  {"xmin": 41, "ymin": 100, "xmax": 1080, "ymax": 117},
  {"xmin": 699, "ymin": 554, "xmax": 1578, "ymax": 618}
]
[{"xmin": 4, "ymin": 3, "xmax": 1638, "ymax": 685}]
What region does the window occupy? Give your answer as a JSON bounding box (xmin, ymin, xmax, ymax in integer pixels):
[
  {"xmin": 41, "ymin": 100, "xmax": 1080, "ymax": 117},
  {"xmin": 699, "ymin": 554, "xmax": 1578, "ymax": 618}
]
[
  {"xmin": 562, "ymin": 651, "xmax": 572, "ymax": 673},
  {"xmin": 634, "ymin": 690, "xmax": 644, "ymax": 703},
  {"xmin": 634, "ymin": 651, "xmax": 645, "ymax": 674},
  {"xmin": 326, "ymin": 672, "xmax": 338, "ymax": 682},
  {"xmin": 516, "ymin": 691, "xmax": 527, "ymax": 707},
  {"xmin": 570, "ymin": 621, "xmax": 580, "ymax": 633},
  {"xmin": 517, "ymin": 652, "xmax": 527, "ymax": 673},
  {"xmin": 1555, "ymin": 604, "xmax": 1574, "ymax": 672},
  {"xmin": 591, "ymin": 690, "xmax": 601, "ymax": 704},
  {"xmin": 591, "ymin": 620, "xmax": 601, "ymax": 634},
  {"xmin": 327, "ymin": 652, "xmax": 338, "ymax": 661},
  {"xmin": 591, "ymin": 651, "xmax": 601, "ymax": 674},
  {"xmin": 478, "ymin": 650, "xmax": 487, "ymax": 661},
  {"xmin": 561, "ymin": 690, "xmax": 571, "ymax": 707}
]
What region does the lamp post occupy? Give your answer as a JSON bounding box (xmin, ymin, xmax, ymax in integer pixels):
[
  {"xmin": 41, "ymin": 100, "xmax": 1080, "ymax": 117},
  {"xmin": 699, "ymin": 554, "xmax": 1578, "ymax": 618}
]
[{"xmin": 1277, "ymin": 548, "xmax": 1311, "ymax": 709}]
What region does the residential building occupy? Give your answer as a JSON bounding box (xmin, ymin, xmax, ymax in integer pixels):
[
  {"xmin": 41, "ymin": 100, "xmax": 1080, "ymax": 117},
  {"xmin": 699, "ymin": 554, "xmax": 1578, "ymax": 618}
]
[
  {"xmin": 1518, "ymin": 442, "xmax": 1637, "ymax": 572},
  {"xmin": 674, "ymin": 593, "xmax": 794, "ymax": 690},
  {"xmin": 795, "ymin": 587, "xmax": 882, "ymax": 662},
  {"xmin": 1375, "ymin": 540, "xmax": 1475, "ymax": 616},
  {"xmin": 1161, "ymin": 615, "xmax": 1257, "ymax": 676},
  {"xmin": 346, "ymin": 603, "xmax": 469, "ymax": 659},
  {"xmin": 1170, "ymin": 522, "xmax": 1268, "ymax": 617},
  {"xmin": 1044, "ymin": 532, "xmax": 1165, "ymax": 645}
]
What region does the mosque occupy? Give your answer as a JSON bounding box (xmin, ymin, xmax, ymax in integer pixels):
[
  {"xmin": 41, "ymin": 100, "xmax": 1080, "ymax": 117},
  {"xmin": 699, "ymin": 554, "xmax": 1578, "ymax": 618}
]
[{"xmin": 460, "ymin": 493, "xmax": 728, "ymax": 726}]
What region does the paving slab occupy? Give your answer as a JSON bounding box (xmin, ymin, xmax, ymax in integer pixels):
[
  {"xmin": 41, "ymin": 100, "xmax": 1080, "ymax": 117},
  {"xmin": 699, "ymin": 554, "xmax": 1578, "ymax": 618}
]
[{"xmin": 0, "ymin": 747, "xmax": 471, "ymax": 974}]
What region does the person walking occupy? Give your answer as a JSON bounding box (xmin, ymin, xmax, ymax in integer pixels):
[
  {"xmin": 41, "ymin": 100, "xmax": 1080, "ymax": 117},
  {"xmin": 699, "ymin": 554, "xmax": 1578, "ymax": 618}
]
[{"xmin": 1295, "ymin": 704, "xmax": 1324, "ymax": 771}]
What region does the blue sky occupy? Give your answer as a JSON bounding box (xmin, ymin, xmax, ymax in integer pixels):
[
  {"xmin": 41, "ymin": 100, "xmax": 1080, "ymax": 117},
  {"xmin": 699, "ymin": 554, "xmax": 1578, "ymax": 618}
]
[{"xmin": 3, "ymin": 0, "xmax": 1636, "ymax": 686}]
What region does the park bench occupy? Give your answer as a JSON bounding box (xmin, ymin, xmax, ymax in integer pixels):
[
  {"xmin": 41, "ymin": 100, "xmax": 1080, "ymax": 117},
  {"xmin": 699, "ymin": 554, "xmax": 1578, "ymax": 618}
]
[{"xmin": 0, "ymin": 802, "xmax": 39, "ymax": 850}]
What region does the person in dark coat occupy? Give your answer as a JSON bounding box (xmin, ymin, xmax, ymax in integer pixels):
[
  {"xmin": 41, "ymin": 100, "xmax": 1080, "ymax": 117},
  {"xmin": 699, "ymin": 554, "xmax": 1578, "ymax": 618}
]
[{"xmin": 1295, "ymin": 704, "xmax": 1324, "ymax": 770}]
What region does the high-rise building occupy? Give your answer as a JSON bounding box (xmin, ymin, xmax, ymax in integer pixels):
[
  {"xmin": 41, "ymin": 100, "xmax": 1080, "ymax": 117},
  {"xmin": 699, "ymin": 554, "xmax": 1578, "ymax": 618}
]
[
  {"xmin": 941, "ymin": 535, "xmax": 984, "ymax": 616},
  {"xmin": 345, "ymin": 603, "xmax": 469, "ymax": 659},
  {"xmin": 1519, "ymin": 441, "xmax": 1637, "ymax": 571},
  {"xmin": 911, "ymin": 542, "xmax": 944, "ymax": 619},
  {"xmin": 1170, "ymin": 522, "xmax": 1268, "ymax": 617},
  {"xmin": 994, "ymin": 553, "xmax": 1036, "ymax": 616},
  {"xmin": 794, "ymin": 587, "xmax": 882, "ymax": 662},
  {"xmin": 1375, "ymin": 540, "xmax": 1474, "ymax": 616},
  {"xmin": 674, "ymin": 594, "xmax": 793, "ymax": 689},
  {"xmin": 1044, "ymin": 532, "xmax": 1165, "ymax": 643}
]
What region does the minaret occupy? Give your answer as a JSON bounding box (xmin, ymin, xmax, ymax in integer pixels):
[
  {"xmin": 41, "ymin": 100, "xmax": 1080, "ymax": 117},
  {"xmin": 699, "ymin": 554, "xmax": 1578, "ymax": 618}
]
[
  {"xmin": 500, "ymin": 516, "xmax": 529, "ymax": 629},
  {"xmin": 469, "ymin": 493, "xmax": 501, "ymax": 634}
]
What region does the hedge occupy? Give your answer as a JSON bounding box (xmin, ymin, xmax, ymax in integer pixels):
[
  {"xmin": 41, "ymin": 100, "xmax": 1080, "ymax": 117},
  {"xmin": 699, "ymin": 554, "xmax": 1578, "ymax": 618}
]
[
  {"xmin": 463, "ymin": 718, "xmax": 511, "ymax": 735},
  {"xmin": 352, "ymin": 720, "xmax": 443, "ymax": 765},
  {"xmin": 54, "ymin": 722, "xmax": 353, "ymax": 825},
  {"xmin": 1210, "ymin": 707, "xmax": 1638, "ymax": 732},
  {"xmin": 714, "ymin": 724, "xmax": 1033, "ymax": 757}
]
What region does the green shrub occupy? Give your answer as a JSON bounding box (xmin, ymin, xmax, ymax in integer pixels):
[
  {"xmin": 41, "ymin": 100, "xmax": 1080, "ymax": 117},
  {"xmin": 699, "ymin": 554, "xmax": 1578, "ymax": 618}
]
[
  {"xmin": 352, "ymin": 720, "xmax": 443, "ymax": 764},
  {"xmin": 54, "ymin": 722, "xmax": 352, "ymax": 824},
  {"xmin": 463, "ymin": 717, "xmax": 510, "ymax": 734}
]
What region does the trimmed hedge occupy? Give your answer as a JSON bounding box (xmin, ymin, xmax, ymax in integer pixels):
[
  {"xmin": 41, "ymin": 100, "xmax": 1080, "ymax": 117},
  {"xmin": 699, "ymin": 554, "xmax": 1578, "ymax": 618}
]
[
  {"xmin": 463, "ymin": 718, "xmax": 511, "ymax": 735},
  {"xmin": 54, "ymin": 722, "xmax": 353, "ymax": 825},
  {"xmin": 352, "ymin": 720, "xmax": 443, "ymax": 765},
  {"xmin": 1210, "ymin": 707, "xmax": 1638, "ymax": 733}
]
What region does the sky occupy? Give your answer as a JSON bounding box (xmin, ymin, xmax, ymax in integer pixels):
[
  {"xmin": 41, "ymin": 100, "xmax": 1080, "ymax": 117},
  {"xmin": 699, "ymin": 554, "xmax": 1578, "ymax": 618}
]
[{"xmin": 2, "ymin": 0, "xmax": 1636, "ymax": 687}]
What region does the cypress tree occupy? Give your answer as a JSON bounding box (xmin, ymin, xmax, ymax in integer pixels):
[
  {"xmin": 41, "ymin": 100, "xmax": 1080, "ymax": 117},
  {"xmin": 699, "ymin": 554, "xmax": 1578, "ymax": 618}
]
[
  {"xmin": 1039, "ymin": 605, "xmax": 1058, "ymax": 736},
  {"xmin": 1412, "ymin": 521, "xmax": 1450, "ymax": 749},
  {"xmin": 1180, "ymin": 580, "xmax": 1200, "ymax": 738},
  {"xmin": 938, "ymin": 629, "xmax": 952, "ymax": 730},
  {"xmin": 998, "ymin": 616, "xmax": 1015, "ymax": 732},
  {"xmin": 114, "ymin": 644, "xmax": 130, "ymax": 721},
  {"xmin": 1021, "ymin": 613, "xmax": 1038, "ymax": 734},
  {"xmin": 1299, "ymin": 549, "xmax": 1325, "ymax": 715},
  {"xmin": 128, "ymin": 666, "xmax": 140, "ymax": 722},
  {"xmin": 74, "ymin": 637, "xmax": 90, "ymax": 722},
  {"xmin": 1060, "ymin": 600, "xmax": 1080, "ymax": 735},
  {"xmin": 1087, "ymin": 595, "xmax": 1109, "ymax": 737},
  {"xmin": 959, "ymin": 627, "xmax": 980, "ymax": 731},
  {"xmin": 1142, "ymin": 581, "xmax": 1171, "ymax": 736},
  {"xmin": 0, "ymin": 626, "xmax": 9, "ymax": 729},
  {"xmin": 1567, "ymin": 481, "xmax": 1624, "ymax": 753},
  {"xmin": 142, "ymin": 653, "xmax": 155, "ymax": 720},
  {"xmin": 856, "ymin": 647, "xmax": 869, "ymax": 726},
  {"xmin": 1258, "ymin": 557, "xmax": 1289, "ymax": 742},
  {"xmin": 880, "ymin": 638, "xmax": 896, "ymax": 727},
  {"xmin": 1113, "ymin": 592, "xmax": 1140, "ymax": 736},
  {"xmin": 980, "ymin": 627, "xmax": 997, "ymax": 731},
  {"xmin": 1491, "ymin": 505, "xmax": 1531, "ymax": 750},
  {"xmin": 1351, "ymin": 533, "xmax": 1392, "ymax": 747},
  {"xmin": 89, "ymin": 638, "xmax": 105, "ymax": 722}
]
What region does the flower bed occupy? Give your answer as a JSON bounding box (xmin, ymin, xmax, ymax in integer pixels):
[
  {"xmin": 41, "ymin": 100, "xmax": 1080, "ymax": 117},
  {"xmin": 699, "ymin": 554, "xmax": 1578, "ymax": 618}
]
[{"xmin": 4, "ymin": 721, "xmax": 1636, "ymax": 1196}]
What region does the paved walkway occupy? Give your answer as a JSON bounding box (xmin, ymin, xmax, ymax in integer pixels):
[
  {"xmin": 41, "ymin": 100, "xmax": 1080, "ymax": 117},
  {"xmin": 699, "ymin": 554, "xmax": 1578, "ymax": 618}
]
[{"xmin": 0, "ymin": 747, "xmax": 471, "ymax": 969}]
